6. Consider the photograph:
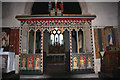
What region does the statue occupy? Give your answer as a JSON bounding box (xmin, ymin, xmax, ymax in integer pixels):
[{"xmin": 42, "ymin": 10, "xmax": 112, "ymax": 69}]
[{"xmin": 108, "ymin": 34, "xmax": 113, "ymax": 45}]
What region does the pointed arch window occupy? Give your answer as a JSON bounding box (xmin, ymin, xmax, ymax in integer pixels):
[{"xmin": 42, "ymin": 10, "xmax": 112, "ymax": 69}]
[{"xmin": 50, "ymin": 28, "xmax": 63, "ymax": 45}]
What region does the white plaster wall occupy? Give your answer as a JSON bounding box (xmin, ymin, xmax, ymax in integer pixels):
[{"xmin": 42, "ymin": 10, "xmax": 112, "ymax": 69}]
[
  {"xmin": 119, "ymin": 2, "xmax": 120, "ymax": 26},
  {"xmin": 87, "ymin": 2, "xmax": 118, "ymax": 73},
  {"xmin": 0, "ymin": 2, "xmax": 2, "ymax": 28},
  {"xmin": 15, "ymin": 55, "xmax": 19, "ymax": 74},
  {"xmin": 92, "ymin": 27, "xmax": 101, "ymax": 73},
  {"xmin": 87, "ymin": 2, "xmax": 118, "ymax": 26},
  {"xmin": 2, "ymin": 2, "xmax": 119, "ymax": 27},
  {"xmin": 2, "ymin": 2, "xmax": 26, "ymax": 27},
  {"xmin": 94, "ymin": 59, "xmax": 101, "ymax": 73},
  {"xmin": 119, "ymin": 2, "xmax": 120, "ymax": 47}
]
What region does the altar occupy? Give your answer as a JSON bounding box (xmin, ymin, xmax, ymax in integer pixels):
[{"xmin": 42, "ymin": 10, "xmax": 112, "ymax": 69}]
[{"xmin": 0, "ymin": 52, "xmax": 15, "ymax": 73}]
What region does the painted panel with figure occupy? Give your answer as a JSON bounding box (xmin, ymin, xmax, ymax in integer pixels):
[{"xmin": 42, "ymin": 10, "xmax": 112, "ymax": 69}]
[
  {"xmin": 72, "ymin": 56, "xmax": 79, "ymax": 69},
  {"xmin": 72, "ymin": 53, "xmax": 93, "ymax": 73},
  {"xmin": 34, "ymin": 57, "xmax": 41, "ymax": 70},
  {"xmin": 21, "ymin": 57, "xmax": 27, "ymax": 70},
  {"xmin": 79, "ymin": 56, "xmax": 85, "ymax": 69}
]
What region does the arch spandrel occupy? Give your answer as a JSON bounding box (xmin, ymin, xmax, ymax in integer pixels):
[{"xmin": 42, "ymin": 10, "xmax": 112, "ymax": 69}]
[
  {"xmin": 63, "ymin": 28, "xmax": 69, "ymax": 32},
  {"xmin": 35, "ymin": 26, "xmax": 42, "ymax": 31},
  {"xmin": 43, "ymin": 28, "xmax": 49, "ymax": 33}
]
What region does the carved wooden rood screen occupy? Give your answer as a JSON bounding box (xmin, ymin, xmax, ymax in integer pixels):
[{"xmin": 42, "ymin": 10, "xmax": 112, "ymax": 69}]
[{"xmin": 16, "ymin": 15, "xmax": 96, "ymax": 75}]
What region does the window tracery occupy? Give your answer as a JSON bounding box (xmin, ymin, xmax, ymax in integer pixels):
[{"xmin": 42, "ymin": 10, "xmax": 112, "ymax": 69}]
[{"xmin": 50, "ymin": 28, "xmax": 64, "ymax": 46}]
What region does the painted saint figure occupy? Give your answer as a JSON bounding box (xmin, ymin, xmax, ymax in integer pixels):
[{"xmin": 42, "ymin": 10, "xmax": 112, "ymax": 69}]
[
  {"xmin": 21, "ymin": 58, "xmax": 26, "ymax": 69},
  {"xmin": 73, "ymin": 57, "xmax": 78, "ymax": 69},
  {"xmin": 35, "ymin": 58, "xmax": 40, "ymax": 70},
  {"xmin": 80, "ymin": 57, "xmax": 85, "ymax": 69},
  {"xmin": 28, "ymin": 57, "xmax": 34, "ymax": 69},
  {"xmin": 87, "ymin": 57, "xmax": 92, "ymax": 68}
]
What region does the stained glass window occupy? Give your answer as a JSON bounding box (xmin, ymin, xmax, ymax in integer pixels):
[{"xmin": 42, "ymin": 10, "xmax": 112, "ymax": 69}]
[
  {"xmin": 53, "ymin": 30, "xmax": 56, "ymax": 34},
  {"xmin": 55, "ymin": 34, "xmax": 58, "ymax": 43},
  {"xmin": 60, "ymin": 34, "xmax": 63, "ymax": 45},
  {"xmin": 50, "ymin": 28, "xmax": 63, "ymax": 45},
  {"xmin": 50, "ymin": 34, "xmax": 54, "ymax": 45},
  {"xmin": 57, "ymin": 30, "xmax": 61, "ymax": 34}
]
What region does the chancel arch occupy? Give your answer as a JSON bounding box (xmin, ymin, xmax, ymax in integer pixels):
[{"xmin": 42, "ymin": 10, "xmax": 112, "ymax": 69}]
[{"xmin": 24, "ymin": 1, "xmax": 89, "ymax": 15}]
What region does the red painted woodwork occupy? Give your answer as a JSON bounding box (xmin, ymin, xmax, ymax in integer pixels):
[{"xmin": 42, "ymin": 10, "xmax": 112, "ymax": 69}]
[
  {"xmin": 9, "ymin": 29, "xmax": 19, "ymax": 55},
  {"xmin": 16, "ymin": 15, "xmax": 96, "ymax": 22},
  {"xmin": 17, "ymin": 18, "xmax": 94, "ymax": 22}
]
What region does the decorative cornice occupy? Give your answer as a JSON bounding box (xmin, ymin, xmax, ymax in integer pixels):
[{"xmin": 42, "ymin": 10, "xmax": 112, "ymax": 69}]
[{"xmin": 16, "ymin": 14, "xmax": 96, "ymax": 21}]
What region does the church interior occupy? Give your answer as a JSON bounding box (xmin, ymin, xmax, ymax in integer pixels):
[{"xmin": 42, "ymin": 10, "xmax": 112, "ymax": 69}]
[{"xmin": 0, "ymin": 0, "xmax": 120, "ymax": 80}]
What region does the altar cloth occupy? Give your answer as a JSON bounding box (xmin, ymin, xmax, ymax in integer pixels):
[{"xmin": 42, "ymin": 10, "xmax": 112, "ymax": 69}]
[{"xmin": 0, "ymin": 52, "xmax": 15, "ymax": 73}]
